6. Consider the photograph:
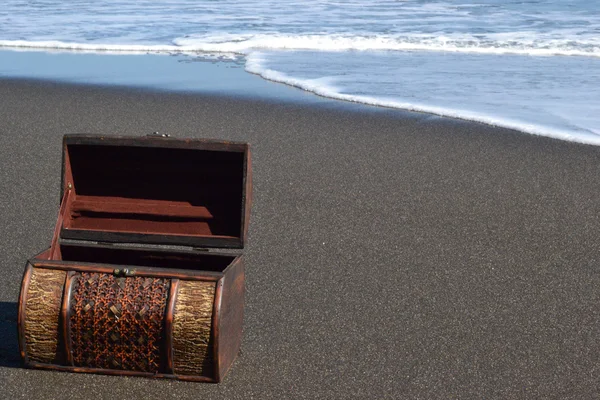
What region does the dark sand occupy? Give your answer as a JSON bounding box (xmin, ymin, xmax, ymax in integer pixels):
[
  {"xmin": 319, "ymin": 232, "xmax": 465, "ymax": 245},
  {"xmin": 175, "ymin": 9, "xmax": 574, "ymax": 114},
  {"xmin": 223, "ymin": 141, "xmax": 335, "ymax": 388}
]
[{"xmin": 1, "ymin": 79, "xmax": 600, "ymax": 399}]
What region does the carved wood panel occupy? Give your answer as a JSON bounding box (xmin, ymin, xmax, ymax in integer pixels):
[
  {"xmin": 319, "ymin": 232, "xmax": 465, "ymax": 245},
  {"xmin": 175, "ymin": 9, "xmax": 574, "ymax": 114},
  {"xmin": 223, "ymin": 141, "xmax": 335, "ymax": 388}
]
[
  {"xmin": 172, "ymin": 280, "xmax": 216, "ymax": 376},
  {"xmin": 24, "ymin": 268, "xmax": 66, "ymax": 363}
]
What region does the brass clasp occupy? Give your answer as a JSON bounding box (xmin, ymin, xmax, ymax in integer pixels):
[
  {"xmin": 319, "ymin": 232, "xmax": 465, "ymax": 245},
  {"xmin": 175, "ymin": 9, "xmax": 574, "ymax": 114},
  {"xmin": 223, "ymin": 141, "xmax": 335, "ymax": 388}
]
[{"xmin": 113, "ymin": 268, "xmax": 134, "ymax": 277}]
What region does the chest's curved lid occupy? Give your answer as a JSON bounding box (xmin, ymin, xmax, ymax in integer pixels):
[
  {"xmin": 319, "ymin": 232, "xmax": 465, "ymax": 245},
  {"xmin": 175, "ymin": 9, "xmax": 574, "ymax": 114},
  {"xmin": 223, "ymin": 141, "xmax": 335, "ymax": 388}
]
[{"xmin": 59, "ymin": 134, "xmax": 252, "ymax": 249}]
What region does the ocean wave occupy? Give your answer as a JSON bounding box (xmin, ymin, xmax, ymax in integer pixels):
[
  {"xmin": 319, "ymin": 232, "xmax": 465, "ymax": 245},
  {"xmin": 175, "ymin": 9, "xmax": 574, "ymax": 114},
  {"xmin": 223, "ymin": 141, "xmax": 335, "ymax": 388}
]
[
  {"xmin": 0, "ymin": 40, "xmax": 182, "ymax": 54},
  {"xmin": 245, "ymin": 53, "xmax": 600, "ymax": 146},
  {"xmin": 174, "ymin": 33, "xmax": 600, "ymax": 58},
  {"xmin": 1, "ymin": 32, "xmax": 599, "ymax": 58}
]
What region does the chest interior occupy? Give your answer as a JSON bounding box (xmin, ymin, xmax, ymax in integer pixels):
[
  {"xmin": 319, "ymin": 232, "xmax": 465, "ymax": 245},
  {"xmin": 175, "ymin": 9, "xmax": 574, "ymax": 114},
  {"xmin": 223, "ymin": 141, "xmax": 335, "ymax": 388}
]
[{"xmin": 63, "ymin": 142, "xmax": 245, "ymax": 240}]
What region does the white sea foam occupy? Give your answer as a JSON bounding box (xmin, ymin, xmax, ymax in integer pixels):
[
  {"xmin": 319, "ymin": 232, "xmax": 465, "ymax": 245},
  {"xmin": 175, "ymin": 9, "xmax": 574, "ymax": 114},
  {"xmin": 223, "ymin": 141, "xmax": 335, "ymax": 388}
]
[
  {"xmin": 2, "ymin": 33, "xmax": 599, "ymax": 58},
  {"xmin": 174, "ymin": 33, "xmax": 600, "ymax": 58},
  {"xmin": 0, "ymin": 40, "xmax": 183, "ymax": 54},
  {"xmin": 246, "ymin": 52, "xmax": 600, "ymax": 146}
]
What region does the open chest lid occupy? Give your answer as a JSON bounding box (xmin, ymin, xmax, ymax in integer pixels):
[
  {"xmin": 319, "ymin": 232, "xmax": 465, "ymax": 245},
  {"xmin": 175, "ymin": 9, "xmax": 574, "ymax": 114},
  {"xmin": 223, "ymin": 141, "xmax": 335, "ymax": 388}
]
[{"xmin": 57, "ymin": 134, "xmax": 252, "ymax": 249}]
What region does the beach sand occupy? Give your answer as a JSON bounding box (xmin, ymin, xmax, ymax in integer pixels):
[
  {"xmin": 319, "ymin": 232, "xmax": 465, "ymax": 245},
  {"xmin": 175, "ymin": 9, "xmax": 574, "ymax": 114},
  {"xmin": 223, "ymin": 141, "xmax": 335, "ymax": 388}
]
[{"xmin": 1, "ymin": 78, "xmax": 600, "ymax": 399}]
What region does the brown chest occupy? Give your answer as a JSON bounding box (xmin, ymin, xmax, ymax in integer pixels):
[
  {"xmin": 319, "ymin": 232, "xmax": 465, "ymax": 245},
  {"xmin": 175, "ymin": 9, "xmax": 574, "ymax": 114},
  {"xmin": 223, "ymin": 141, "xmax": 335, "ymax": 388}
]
[{"xmin": 17, "ymin": 134, "xmax": 252, "ymax": 382}]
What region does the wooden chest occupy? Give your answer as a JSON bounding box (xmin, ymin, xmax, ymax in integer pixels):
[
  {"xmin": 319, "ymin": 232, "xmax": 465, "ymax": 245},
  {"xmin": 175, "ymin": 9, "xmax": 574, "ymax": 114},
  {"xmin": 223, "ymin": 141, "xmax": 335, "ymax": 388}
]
[{"xmin": 17, "ymin": 134, "xmax": 252, "ymax": 382}]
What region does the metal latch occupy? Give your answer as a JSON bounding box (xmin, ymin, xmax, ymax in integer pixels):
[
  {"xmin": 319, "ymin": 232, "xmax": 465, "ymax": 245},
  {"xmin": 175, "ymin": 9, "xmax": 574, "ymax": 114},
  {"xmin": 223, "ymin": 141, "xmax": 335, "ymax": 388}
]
[{"xmin": 113, "ymin": 268, "xmax": 135, "ymax": 277}]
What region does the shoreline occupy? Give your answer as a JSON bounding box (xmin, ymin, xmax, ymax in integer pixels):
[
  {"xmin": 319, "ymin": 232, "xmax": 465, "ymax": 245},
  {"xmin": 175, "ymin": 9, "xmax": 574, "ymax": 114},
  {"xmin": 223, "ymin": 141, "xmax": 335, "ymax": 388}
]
[
  {"xmin": 1, "ymin": 76, "xmax": 593, "ymax": 153},
  {"xmin": 1, "ymin": 49, "xmax": 599, "ymax": 146},
  {"xmin": 2, "ymin": 78, "xmax": 600, "ymax": 398},
  {"xmin": 0, "ymin": 49, "xmax": 333, "ymax": 105}
]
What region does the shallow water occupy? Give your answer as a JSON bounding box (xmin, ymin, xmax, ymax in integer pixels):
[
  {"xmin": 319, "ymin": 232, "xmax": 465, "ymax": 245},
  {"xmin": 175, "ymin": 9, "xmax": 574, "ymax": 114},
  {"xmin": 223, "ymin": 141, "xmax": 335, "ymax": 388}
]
[{"xmin": 1, "ymin": 0, "xmax": 599, "ymax": 143}]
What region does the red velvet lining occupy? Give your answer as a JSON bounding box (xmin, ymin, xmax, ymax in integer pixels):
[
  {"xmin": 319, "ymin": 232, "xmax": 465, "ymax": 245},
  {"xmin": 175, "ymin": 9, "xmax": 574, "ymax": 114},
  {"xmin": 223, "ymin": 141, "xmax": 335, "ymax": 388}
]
[
  {"xmin": 70, "ymin": 196, "xmax": 214, "ymax": 219},
  {"xmin": 64, "ymin": 144, "xmax": 244, "ymax": 240}
]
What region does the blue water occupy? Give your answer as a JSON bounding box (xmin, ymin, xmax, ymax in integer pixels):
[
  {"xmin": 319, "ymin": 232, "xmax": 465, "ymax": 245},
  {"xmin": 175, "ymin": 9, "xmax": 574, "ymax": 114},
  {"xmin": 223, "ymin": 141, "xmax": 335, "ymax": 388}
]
[{"xmin": 1, "ymin": 0, "xmax": 599, "ymax": 144}]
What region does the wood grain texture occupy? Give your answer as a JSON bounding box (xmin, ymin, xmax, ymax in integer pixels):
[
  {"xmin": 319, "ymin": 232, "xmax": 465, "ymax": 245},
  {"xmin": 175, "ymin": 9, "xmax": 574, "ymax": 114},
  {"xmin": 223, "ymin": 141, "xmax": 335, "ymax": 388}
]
[
  {"xmin": 60, "ymin": 138, "xmax": 75, "ymax": 203},
  {"xmin": 172, "ymin": 280, "xmax": 216, "ymax": 377},
  {"xmin": 61, "ymin": 271, "xmax": 76, "ymax": 366},
  {"xmin": 164, "ymin": 278, "xmax": 179, "ymax": 374},
  {"xmin": 60, "ymin": 228, "xmax": 242, "ymax": 249},
  {"xmin": 70, "ymin": 196, "xmax": 214, "ymax": 219},
  {"xmin": 23, "ymin": 268, "xmax": 67, "ymax": 364},
  {"xmin": 31, "ymin": 261, "xmax": 224, "ymax": 282},
  {"xmin": 63, "ymin": 134, "xmax": 248, "ymax": 152},
  {"xmin": 60, "ymin": 136, "xmax": 249, "ymax": 249},
  {"xmin": 212, "ymin": 279, "xmax": 224, "ymax": 381},
  {"xmin": 28, "ymin": 362, "xmax": 215, "ymax": 382},
  {"xmin": 215, "ymin": 257, "xmax": 245, "ymax": 381},
  {"xmin": 67, "ymin": 216, "xmax": 213, "ymax": 237},
  {"xmin": 50, "ymin": 189, "xmax": 73, "ymax": 260},
  {"xmin": 241, "ymin": 146, "xmax": 252, "ymax": 247},
  {"xmin": 17, "ymin": 263, "xmax": 34, "ymax": 362}
]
